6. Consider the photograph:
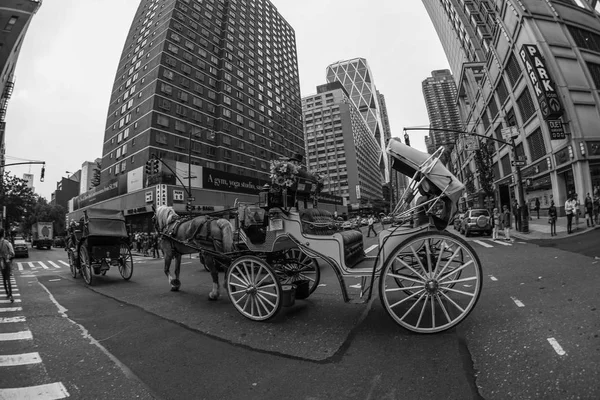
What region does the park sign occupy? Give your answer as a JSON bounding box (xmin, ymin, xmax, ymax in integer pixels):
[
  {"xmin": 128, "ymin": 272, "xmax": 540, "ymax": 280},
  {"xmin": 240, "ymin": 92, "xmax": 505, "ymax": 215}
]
[{"xmin": 519, "ymin": 44, "xmax": 563, "ymax": 120}]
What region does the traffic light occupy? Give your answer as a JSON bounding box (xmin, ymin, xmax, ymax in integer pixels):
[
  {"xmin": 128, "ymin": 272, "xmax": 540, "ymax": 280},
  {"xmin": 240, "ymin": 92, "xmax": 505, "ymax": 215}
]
[
  {"xmin": 40, "ymin": 165, "xmax": 45, "ymax": 182},
  {"xmin": 145, "ymin": 160, "xmax": 153, "ymax": 175},
  {"xmin": 404, "ymin": 132, "xmax": 411, "ymax": 147},
  {"xmin": 152, "ymin": 159, "xmax": 160, "ymax": 174}
]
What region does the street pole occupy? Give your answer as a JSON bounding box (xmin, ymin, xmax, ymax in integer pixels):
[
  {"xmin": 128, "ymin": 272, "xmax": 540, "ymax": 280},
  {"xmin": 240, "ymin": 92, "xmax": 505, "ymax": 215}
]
[
  {"xmin": 511, "ymin": 137, "xmax": 529, "ymax": 233},
  {"xmin": 188, "ymin": 129, "xmax": 192, "ymax": 205}
]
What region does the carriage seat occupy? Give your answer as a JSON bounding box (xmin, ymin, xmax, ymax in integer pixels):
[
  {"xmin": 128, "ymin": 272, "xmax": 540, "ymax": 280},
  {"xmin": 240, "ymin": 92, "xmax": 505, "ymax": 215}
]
[
  {"xmin": 299, "ymin": 208, "xmax": 339, "ymax": 236},
  {"xmin": 238, "ymin": 204, "xmax": 267, "ymax": 244},
  {"xmin": 300, "ymin": 209, "xmax": 365, "ymax": 268}
]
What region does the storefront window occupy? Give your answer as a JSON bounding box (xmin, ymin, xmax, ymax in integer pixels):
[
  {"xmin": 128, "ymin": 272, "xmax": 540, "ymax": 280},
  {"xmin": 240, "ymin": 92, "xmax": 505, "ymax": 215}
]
[
  {"xmin": 590, "ymin": 163, "xmax": 600, "ymax": 196},
  {"xmin": 563, "ymin": 169, "xmax": 575, "ymax": 197}
]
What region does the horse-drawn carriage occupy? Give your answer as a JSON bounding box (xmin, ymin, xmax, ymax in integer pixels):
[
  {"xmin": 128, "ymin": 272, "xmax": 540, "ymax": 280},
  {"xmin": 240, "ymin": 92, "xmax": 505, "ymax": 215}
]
[
  {"xmin": 66, "ymin": 209, "xmax": 134, "ymax": 285},
  {"xmin": 155, "ymin": 139, "xmax": 482, "ymax": 333}
]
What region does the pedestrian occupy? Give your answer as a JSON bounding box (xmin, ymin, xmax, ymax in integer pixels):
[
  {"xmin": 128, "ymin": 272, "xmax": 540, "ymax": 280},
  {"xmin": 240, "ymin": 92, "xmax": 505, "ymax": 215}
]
[
  {"xmin": 492, "ymin": 207, "xmax": 501, "ymax": 240},
  {"xmin": 574, "ymin": 193, "xmax": 581, "ymax": 230},
  {"xmin": 548, "ymin": 200, "xmax": 558, "ymax": 236},
  {"xmin": 512, "ymin": 199, "xmax": 521, "ymax": 232},
  {"xmin": 535, "ymin": 198, "xmax": 540, "ymax": 219},
  {"xmin": 594, "ymin": 193, "xmax": 600, "ymax": 225},
  {"xmin": 0, "ymin": 228, "xmax": 15, "ymax": 303},
  {"xmin": 585, "ymin": 193, "xmax": 594, "ymax": 227},
  {"xmin": 135, "ymin": 232, "xmax": 141, "ymax": 253},
  {"xmin": 366, "ymin": 214, "xmax": 377, "ymax": 237},
  {"xmin": 502, "ymin": 205, "xmax": 512, "ymax": 241},
  {"xmin": 152, "ymin": 233, "xmax": 160, "ymax": 258},
  {"xmin": 565, "ymin": 194, "xmax": 577, "ymax": 234}
]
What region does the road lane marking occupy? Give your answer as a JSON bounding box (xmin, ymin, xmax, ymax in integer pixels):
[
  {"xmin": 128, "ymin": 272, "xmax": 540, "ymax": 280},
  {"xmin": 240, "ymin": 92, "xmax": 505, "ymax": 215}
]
[
  {"xmin": 0, "ymin": 293, "xmax": 19, "ymax": 297},
  {"xmin": 318, "ymin": 284, "xmax": 327, "ymax": 287},
  {"xmin": 0, "ymin": 299, "xmax": 21, "ymax": 304},
  {"xmin": 27, "ymin": 262, "xmax": 36, "ymax": 270},
  {"xmin": 17, "ymin": 263, "xmax": 23, "ymax": 271},
  {"xmin": 510, "ymin": 296, "xmax": 525, "ymax": 307},
  {"xmin": 0, "ymin": 352, "xmax": 42, "ymax": 367},
  {"xmin": 38, "ymin": 262, "xmax": 50, "ymax": 270},
  {"xmin": 48, "ymin": 279, "xmax": 61, "ymax": 282},
  {"xmin": 547, "ymin": 337, "xmax": 566, "ymax": 356},
  {"xmin": 494, "ymin": 240, "xmax": 512, "ymax": 246},
  {"xmin": 0, "ymin": 316, "xmax": 26, "ymax": 323},
  {"xmin": 0, "ymin": 382, "xmax": 69, "ymax": 399},
  {"xmin": 58, "ymin": 260, "xmax": 70, "ymax": 267},
  {"xmin": 0, "ymin": 307, "xmax": 22, "ymax": 313},
  {"xmin": 0, "ymin": 331, "xmax": 33, "ymax": 341},
  {"xmin": 473, "ymin": 240, "xmax": 493, "ymax": 248},
  {"xmin": 20, "ymin": 275, "xmax": 35, "ymax": 277},
  {"xmin": 518, "ymin": 241, "xmax": 527, "ymax": 244},
  {"xmin": 365, "ymin": 245, "xmax": 378, "ymax": 254},
  {"xmin": 0, "ymin": 288, "xmax": 19, "ymax": 292},
  {"xmin": 349, "ymin": 283, "xmax": 362, "ymax": 288},
  {"xmin": 47, "ymin": 261, "xmax": 62, "ymax": 269}
]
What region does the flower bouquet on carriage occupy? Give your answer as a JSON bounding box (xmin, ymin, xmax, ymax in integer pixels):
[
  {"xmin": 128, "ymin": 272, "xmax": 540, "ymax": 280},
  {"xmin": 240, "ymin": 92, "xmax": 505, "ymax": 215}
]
[{"xmin": 265, "ymin": 155, "xmax": 324, "ymax": 208}]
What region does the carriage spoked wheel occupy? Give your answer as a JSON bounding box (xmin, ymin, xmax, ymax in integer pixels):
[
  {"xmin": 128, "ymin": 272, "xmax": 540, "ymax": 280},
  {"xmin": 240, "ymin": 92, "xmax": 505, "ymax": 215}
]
[
  {"xmin": 78, "ymin": 240, "xmax": 93, "ymax": 286},
  {"xmin": 272, "ymin": 248, "xmax": 320, "ymax": 295},
  {"xmin": 379, "ymin": 231, "xmax": 482, "ymax": 333},
  {"xmin": 226, "ymin": 256, "xmax": 282, "ymax": 321},
  {"xmin": 68, "ymin": 249, "xmax": 77, "ymax": 279},
  {"xmin": 119, "ymin": 244, "xmax": 134, "ymax": 280}
]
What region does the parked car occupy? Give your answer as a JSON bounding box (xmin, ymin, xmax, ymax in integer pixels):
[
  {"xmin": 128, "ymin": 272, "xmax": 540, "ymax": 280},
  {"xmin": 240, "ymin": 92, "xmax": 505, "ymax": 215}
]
[
  {"xmin": 13, "ymin": 239, "xmax": 29, "ymax": 258},
  {"xmin": 452, "ymin": 213, "xmax": 465, "ymax": 231},
  {"xmin": 460, "ymin": 209, "xmax": 492, "ymax": 237},
  {"xmin": 53, "ymin": 236, "xmax": 66, "ymax": 248}
]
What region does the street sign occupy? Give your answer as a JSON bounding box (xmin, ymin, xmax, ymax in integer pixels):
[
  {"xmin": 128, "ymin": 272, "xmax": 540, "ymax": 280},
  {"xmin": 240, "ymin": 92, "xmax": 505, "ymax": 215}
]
[
  {"xmin": 464, "ymin": 135, "xmax": 480, "ymax": 151},
  {"xmin": 547, "ymin": 120, "xmax": 566, "ymax": 140},
  {"xmin": 501, "ymin": 126, "xmax": 519, "ymax": 141},
  {"xmin": 511, "ymin": 160, "xmax": 526, "ymax": 167}
]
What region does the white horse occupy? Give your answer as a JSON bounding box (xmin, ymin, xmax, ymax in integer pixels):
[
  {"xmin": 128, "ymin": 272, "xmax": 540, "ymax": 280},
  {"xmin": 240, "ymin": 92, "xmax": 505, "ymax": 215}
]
[{"xmin": 153, "ymin": 206, "xmax": 234, "ymax": 299}]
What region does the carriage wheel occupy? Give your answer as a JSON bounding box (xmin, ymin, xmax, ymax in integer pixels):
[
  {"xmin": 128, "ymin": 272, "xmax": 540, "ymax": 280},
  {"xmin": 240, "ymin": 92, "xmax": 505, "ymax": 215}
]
[
  {"xmin": 379, "ymin": 231, "xmax": 482, "ymax": 333},
  {"xmin": 273, "ymin": 248, "xmax": 320, "ymax": 295},
  {"xmin": 79, "ymin": 242, "xmax": 93, "ymax": 286},
  {"xmin": 68, "ymin": 249, "xmax": 77, "ymax": 279},
  {"xmin": 226, "ymin": 256, "xmax": 282, "ymax": 321},
  {"xmin": 119, "ymin": 244, "xmax": 134, "ymax": 280}
]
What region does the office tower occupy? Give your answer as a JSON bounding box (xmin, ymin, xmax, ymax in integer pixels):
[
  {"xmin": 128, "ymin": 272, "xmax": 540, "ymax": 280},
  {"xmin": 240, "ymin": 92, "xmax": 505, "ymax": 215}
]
[
  {"xmin": 326, "ymin": 58, "xmax": 390, "ymax": 184},
  {"xmin": 423, "ymin": 0, "xmax": 600, "ymax": 212},
  {"xmin": 80, "ymin": 158, "xmax": 102, "ymax": 194},
  {"xmin": 302, "ymin": 82, "xmax": 382, "ymax": 209},
  {"xmin": 0, "ymin": 0, "xmax": 42, "ymax": 174},
  {"xmin": 422, "ymin": 69, "xmax": 462, "ymax": 152},
  {"xmin": 101, "ymin": 0, "xmax": 304, "ymax": 186}
]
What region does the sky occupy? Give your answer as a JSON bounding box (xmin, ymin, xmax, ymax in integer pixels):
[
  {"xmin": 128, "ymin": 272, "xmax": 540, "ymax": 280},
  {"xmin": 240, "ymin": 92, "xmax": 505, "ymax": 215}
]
[{"xmin": 5, "ymin": 0, "xmax": 449, "ymax": 200}]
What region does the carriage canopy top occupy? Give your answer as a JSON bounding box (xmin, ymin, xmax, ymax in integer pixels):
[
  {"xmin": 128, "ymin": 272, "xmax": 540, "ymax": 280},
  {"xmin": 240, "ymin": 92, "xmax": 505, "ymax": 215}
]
[
  {"xmin": 83, "ymin": 209, "xmax": 127, "ymax": 238},
  {"xmin": 386, "ymin": 137, "xmax": 464, "ymax": 198}
]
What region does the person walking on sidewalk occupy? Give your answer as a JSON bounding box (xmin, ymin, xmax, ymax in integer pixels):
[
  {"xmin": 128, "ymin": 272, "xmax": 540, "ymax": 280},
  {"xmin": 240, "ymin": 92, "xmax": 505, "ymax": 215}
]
[
  {"xmin": 548, "ymin": 200, "xmax": 558, "ymax": 236},
  {"xmin": 366, "ymin": 215, "xmax": 377, "ymax": 237},
  {"xmin": 512, "ymin": 199, "xmax": 521, "ymax": 232},
  {"xmin": 574, "ymin": 193, "xmax": 581, "ymax": 230},
  {"xmin": 565, "ymin": 194, "xmax": 576, "ymax": 234},
  {"xmin": 594, "ymin": 193, "xmax": 600, "ymax": 225},
  {"xmin": 492, "ymin": 207, "xmax": 501, "ymax": 240},
  {"xmin": 585, "ymin": 193, "xmax": 595, "ymax": 227},
  {"xmin": 0, "ymin": 228, "xmax": 15, "ymax": 303},
  {"xmin": 535, "ymin": 198, "xmax": 541, "ymax": 219},
  {"xmin": 502, "ymin": 205, "xmax": 512, "ymax": 241}
]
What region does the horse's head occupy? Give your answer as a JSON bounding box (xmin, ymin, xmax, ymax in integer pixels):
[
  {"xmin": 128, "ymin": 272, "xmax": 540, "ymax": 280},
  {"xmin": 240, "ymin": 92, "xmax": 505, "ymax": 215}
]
[{"xmin": 154, "ymin": 206, "xmax": 180, "ymax": 231}]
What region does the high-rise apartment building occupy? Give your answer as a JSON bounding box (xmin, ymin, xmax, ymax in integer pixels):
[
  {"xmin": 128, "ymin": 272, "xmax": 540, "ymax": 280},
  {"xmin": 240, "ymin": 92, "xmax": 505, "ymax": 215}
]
[
  {"xmin": 302, "ymin": 82, "xmax": 382, "ymax": 209},
  {"xmin": 0, "ymin": 0, "xmax": 42, "ymax": 174},
  {"xmin": 424, "ymin": 0, "xmax": 600, "ymax": 214},
  {"xmin": 326, "ymin": 58, "xmax": 390, "ymax": 184},
  {"xmin": 73, "ymin": 0, "xmax": 304, "ymax": 228},
  {"xmin": 422, "ymin": 69, "xmax": 462, "ymax": 152}
]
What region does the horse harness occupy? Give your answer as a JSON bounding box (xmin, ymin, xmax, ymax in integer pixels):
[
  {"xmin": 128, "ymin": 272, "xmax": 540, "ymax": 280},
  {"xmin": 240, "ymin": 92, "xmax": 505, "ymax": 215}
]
[{"xmin": 158, "ymin": 216, "xmax": 219, "ymax": 256}]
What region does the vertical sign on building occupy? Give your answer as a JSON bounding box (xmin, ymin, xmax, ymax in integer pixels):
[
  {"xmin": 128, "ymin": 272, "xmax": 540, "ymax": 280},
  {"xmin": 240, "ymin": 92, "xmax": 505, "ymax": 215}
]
[
  {"xmin": 519, "ymin": 44, "xmax": 565, "ymax": 140},
  {"xmin": 155, "ymin": 184, "xmax": 167, "ymax": 207}
]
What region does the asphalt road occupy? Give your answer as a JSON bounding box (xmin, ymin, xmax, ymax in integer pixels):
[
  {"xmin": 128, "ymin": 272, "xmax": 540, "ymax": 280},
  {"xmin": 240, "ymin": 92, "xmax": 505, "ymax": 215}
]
[{"xmin": 1, "ymin": 231, "xmax": 599, "ymax": 400}]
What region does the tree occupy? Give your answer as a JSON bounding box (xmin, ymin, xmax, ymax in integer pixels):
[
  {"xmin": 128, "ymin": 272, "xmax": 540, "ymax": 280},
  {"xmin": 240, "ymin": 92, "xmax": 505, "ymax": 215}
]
[
  {"xmin": 91, "ymin": 160, "xmax": 101, "ymax": 188},
  {"xmin": 474, "ymin": 139, "xmax": 495, "ymax": 196},
  {"xmin": 0, "ymin": 173, "xmax": 37, "ymax": 233},
  {"xmin": 464, "ymin": 168, "xmax": 476, "ymax": 195},
  {"xmin": 26, "ymin": 197, "xmax": 67, "ymax": 236}
]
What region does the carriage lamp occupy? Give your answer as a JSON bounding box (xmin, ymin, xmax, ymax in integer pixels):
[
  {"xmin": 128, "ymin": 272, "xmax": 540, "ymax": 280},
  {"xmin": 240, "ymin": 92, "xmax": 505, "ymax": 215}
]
[
  {"xmin": 404, "ymin": 132, "xmax": 411, "ymax": 147},
  {"xmin": 580, "ymin": 142, "xmax": 586, "ymax": 156},
  {"xmin": 568, "ymin": 145, "xmax": 574, "ymax": 159}
]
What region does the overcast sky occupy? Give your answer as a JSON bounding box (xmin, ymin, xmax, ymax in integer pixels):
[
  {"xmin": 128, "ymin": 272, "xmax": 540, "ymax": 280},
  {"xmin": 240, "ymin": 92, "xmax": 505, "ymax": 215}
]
[{"xmin": 5, "ymin": 0, "xmax": 449, "ymax": 200}]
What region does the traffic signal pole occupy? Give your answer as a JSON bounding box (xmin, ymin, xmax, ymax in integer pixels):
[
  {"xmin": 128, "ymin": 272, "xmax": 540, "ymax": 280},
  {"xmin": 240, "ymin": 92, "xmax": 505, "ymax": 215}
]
[{"xmin": 403, "ymin": 126, "xmax": 529, "ymax": 233}]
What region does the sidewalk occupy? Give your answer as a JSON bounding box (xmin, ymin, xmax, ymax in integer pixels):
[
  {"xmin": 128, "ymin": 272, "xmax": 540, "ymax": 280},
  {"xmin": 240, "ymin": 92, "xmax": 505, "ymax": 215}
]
[{"xmin": 506, "ymin": 216, "xmax": 600, "ymax": 240}]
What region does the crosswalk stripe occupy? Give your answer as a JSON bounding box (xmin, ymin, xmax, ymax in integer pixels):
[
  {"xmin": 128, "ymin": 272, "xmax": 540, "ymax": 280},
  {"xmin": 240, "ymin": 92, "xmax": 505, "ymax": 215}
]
[
  {"xmin": 0, "ymin": 316, "xmax": 26, "ymax": 323},
  {"xmin": 0, "ymin": 293, "xmax": 20, "ymax": 297},
  {"xmin": 17, "ymin": 263, "xmax": 23, "ymax": 271},
  {"xmin": 27, "ymin": 262, "xmax": 36, "ymax": 270},
  {"xmin": 0, "ymin": 299, "xmax": 21, "ymax": 304},
  {"xmin": 0, "ymin": 330, "xmax": 32, "ymax": 341},
  {"xmin": 0, "ymin": 307, "xmax": 22, "ymax": 312},
  {"xmin": 58, "ymin": 260, "xmax": 69, "ymax": 267},
  {"xmin": 493, "ymin": 240, "xmax": 512, "ymax": 246},
  {"xmin": 0, "ymin": 352, "xmax": 42, "ymax": 367},
  {"xmin": 0, "ymin": 382, "xmax": 69, "ymax": 399},
  {"xmin": 0, "ymin": 288, "xmax": 19, "ymax": 292},
  {"xmin": 47, "ymin": 261, "xmax": 61, "ymax": 269},
  {"xmin": 473, "ymin": 240, "xmax": 493, "ymax": 248},
  {"xmin": 38, "ymin": 261, "xmax": 50, "ymax": 270}
]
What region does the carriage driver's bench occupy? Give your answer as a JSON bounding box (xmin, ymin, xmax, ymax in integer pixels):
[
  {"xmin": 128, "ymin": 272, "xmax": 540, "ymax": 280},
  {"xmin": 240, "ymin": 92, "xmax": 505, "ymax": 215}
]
[{"xmin": 300, "ymin": 208, "xmax": 365, "ymax": 268}]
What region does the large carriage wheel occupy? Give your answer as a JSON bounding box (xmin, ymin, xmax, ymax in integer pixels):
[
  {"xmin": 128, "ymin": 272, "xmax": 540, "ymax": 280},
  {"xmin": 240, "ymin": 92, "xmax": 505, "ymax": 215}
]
[
  {"xmin": 67, "ymin": 249, "xmax": 77, "ymax": 279},
  {"xmin": 379, "ymin": 231, "xmax": 482, "ymax": 333},
  {"xmin": 226, "ymin": 256, "xmax": 282, "ymax": 321},
  {"xmin": 272, "ymin": 248, "xmax": 320, "ymax": 295},
  {"xmin": 79, "ymin": 241, "xmax": 93, "ymax": 286},
  {"xmin": 119, "ymin": 244, "xmax": 134, "ymax": 280}
]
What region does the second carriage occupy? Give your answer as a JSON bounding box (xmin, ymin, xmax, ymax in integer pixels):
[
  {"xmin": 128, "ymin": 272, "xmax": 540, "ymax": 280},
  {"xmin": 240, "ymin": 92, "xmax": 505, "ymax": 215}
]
[{"xmin": 66, "ymin": 209, "xmax": 134, "ymax": 285}]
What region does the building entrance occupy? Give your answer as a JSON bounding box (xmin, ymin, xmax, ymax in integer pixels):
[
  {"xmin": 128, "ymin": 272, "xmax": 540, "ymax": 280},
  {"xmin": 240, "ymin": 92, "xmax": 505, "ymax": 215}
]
[{"xmin": 499, "ymin": 184, "xmax": 511, "ymax": 210}]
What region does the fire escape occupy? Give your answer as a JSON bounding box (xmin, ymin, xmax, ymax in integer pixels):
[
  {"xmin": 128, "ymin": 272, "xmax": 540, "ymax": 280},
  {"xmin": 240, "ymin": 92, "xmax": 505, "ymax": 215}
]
[{"xmin": 0, "ymin": 78, "xmax": 15, "ymax": 173}]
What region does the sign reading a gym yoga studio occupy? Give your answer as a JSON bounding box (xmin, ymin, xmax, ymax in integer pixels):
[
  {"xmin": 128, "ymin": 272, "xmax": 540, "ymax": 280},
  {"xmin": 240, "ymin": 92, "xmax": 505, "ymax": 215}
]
[{"xmin": 519, "ymin": 44, "xmax": 563, "ymax": 120}]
